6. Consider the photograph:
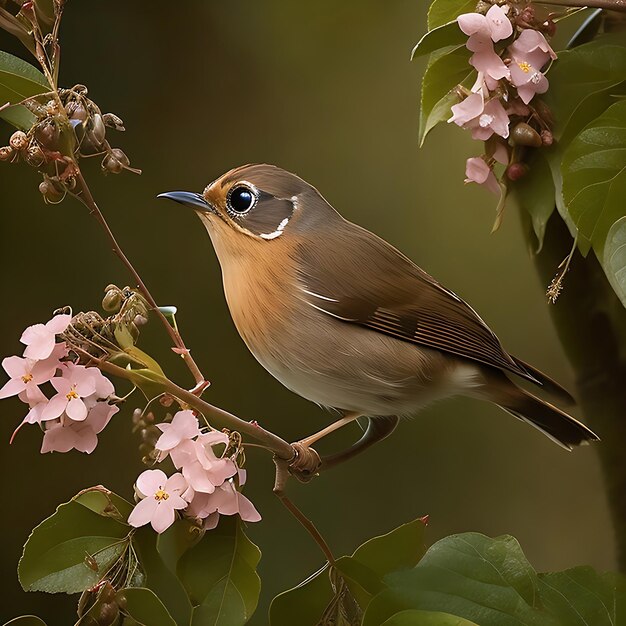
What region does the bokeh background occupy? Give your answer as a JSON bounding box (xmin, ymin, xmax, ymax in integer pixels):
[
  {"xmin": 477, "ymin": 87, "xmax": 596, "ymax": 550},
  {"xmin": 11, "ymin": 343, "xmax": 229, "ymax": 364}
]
[{"xmin": 0, "ymin": 2, "xmax": 614, "ymax": 623}]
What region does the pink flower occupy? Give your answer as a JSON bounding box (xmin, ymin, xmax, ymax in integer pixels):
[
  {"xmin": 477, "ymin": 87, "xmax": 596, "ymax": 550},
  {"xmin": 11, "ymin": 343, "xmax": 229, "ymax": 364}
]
[
  {"xmin": 508, "ymin": 29, "xmax": 556, "ymax": 71},
  {"xmin": 465, "ymin": 157, "xmax": 500, "ymax": 195},
  {"xmin": 155, "ymin": 410, "xmax": 201, "ymax": 455},
  {"xmin": 187, "ymin": 473, "xmax": 261, "ymax": 525},
  {"xmin": 128, "ymin": 469, "xmax": 189, "ymax": 533},
  {"xmin": 20, "ymin": 314, "xmax": 71, "ymax": 360},
  {"xmin": 0, "ymin": 353, "xmax": 59, "ymax": 402},
  {"xmin": 458, "ymin": 6, "xmax": 512, "ymax": 43},
  {"xmin": 41, "ymin": 363, "xmax": 97, "ymax": 422},
  {"xmin": 450, "ymin": 90, "xmax": 510, "ymax": 140},
  {"xmin": 467, "ymin": 37, "xmax": 510, "ymax": 80},
  {"xmin": 40, "ymin": 402, "xmax": 118, "ymax": 454},
  {"xmin": 509, "ymin": 60, "xmax": 549, "ymax": 104},
  {"xmin": 450, "ymin": 92, "xmax": 484, "ymax": 126}
]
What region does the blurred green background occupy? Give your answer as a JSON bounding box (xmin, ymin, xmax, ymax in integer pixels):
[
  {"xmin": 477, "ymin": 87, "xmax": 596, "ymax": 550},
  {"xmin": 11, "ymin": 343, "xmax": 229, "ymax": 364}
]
[{"xmin": 0, "ymin": 1, "xmax": 614, "ymax": 622}]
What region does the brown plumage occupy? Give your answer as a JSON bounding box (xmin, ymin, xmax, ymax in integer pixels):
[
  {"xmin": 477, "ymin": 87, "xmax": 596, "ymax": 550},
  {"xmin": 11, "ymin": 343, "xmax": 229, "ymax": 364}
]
[{"xmin": 160, "ymin": 163, "xmax": 599, "ymax": 452}]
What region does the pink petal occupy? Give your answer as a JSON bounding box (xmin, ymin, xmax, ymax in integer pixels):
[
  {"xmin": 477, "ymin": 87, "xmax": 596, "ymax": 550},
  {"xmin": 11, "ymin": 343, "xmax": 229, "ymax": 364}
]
[
  {"xmin": 89, "ymin": 368, "xmax": 115, "ymax": 398},
  {"xmin": 2, "ymin": 355, "xmax": 29, "ymax": 378},
  {"xmin": 136, "ymin": 469, "xmax": 168, "ymax": 498},
  {"xmin": 20, "ymin": 386, "xmax": 48, "ymax": 406},
  {"xmin": 183, "ymin": 461, "xmax": 217, "ymax": 494},
  {"xmin": 509, "ymin": 29, "xmax": 556, "ymax": 70},
  {"xmin": 457, "ymin": 12, "xmax": 488, "ymax": 37},
  {"xmin": 465, "ymin": 157, "xmax": 491, "ymax": 184},
  {"xmin": 213, "ymin": 483, "xmax": 240, "ymax": 516},
  {"xmin": 165, "ymin": 472, "xmax": 189, "ymax": 495},
  {"xmin": 66, "ymin": 397, "xmax": 88, "ymax": 421},
  {"xmin": 50, "ymin": 376, "xmax": 71, "ymax": 395},
  {"xmin": 41, "ymin": 394, "xmax": 68, "ymax": 421},
  {"xmin": 45, "ymin": 314, "xmax": 72, "ymax": 334},
  {"xmin": 73, "ymin": 425, "xmax": 98, "ymax": 453},
  {"xmin": 87, "ymin": 403, "xmax": 118, "ymax": 434},
  {"xmin": 22, "ymin": 325, "xmax": 56, "ymax": 360},
  {"xmin": 485, "ymin": 5, "xmax": 512, "ymax": 42},
  {"xmin": 208, "ymin": 458, "xmax": 238, "ymax": 485},
  {"xmin": 483, "ymin": 98, "xmax": 510, "ymax": 139},
  {"xmin": 151, "ymin": 502, "xmax": 176, "ymax": 533},
  {"xmin": 187, "ymin": 492, "xmax": 211, "ymax": 518},
  {"xmin": 493, "ymin": 142, "xmax": 510, "ymax": 165},
  {"xmin": 237, "ymin": 492, "xmax": 261, "ymax": 522},
  {"xmin": 41, "ymin": 422, "xmax": 77, "ymax": 453},
  {"xmin": 167, "ymin": 493, "xmax": 189, "ymax": 511},
  {"xmin": 470, "ymin": 45, "xmax": 510, "ymax": 80},
  {"xmin": 204, "ymin": 512, "xmax": 220, "ymax": 530},
  {"xmin": 449, "ymin": 92, "xmax": 484, "ymax": 127},
  {"xmin": 0, "ymin": 377, "xmax": 26, "ymax": 399},
  {"xmin": 128, "ymin": 496, "xmax": 159, "ymax": 528}
]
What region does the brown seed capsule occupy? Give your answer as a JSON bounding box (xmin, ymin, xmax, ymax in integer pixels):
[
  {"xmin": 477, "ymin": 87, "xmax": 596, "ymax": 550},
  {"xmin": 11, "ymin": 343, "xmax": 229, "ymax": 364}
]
[
  {"xmin": 543, "ymin": 19, "xmax": 556, "ymax": 38},
  {"xmin": 506, "ymin": 163, "xmax": 529, "ymax": 181},
  {"xmin": 102, "ymin": 288, "xmax": 122, "ymax": 312},
  {"xmin": 97, "ymin": 601, "xmax": 119, "ymax": 625},
  {"xmin": 511, "ymin": 122, "xmax": 542, "ymax": 147},
  {"xmin": 39, "ymin": 179, "xmax": 64, "ymax": 203},
  {"xmin": 110, "ymin": 147, "xmax": 130, "ymax": 166},
  {"xmin": 25, "ymin": 144, "xmax": 45, "ymax": 167},
  {"xmin": 541, "ymin": 129, "xmax": 554, "ymax": 146},
  {"xmin": 0, "ymin": 146, "xmax": 14, "ymax": 162},
  {"xmin": 102, "ymin": 153, "xmax": 123, "ymax": 174},
  {"xmin": 9, "ymin": 131, "xmax": 28, "ymax": 151},
  {"xmin": 103, "ymin": 113, "xmax": 125, "ymax": 132},
  {"xmin": 91, "ymin": 113, "xmax": 106, "ymax": 144},
  {"xmin": 35, "ymin": 122, "xmax": 60, "ymax": 150},
  {"xmin": 66, "ymin": 100, "xmax": 88, "ymax": 123}
]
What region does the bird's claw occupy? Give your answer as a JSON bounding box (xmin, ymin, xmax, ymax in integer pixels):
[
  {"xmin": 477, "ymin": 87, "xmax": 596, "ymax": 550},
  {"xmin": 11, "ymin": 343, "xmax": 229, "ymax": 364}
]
[{"xmin": 288, "ymin": 442, "xmax": 322, "ymax": 483}]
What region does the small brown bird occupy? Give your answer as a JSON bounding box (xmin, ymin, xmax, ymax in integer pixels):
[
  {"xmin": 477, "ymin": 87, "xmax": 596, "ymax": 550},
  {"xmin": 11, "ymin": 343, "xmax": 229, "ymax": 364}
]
[{"xmin": 160, "ymin": 164, "xmax": 598, "ymax": 465}]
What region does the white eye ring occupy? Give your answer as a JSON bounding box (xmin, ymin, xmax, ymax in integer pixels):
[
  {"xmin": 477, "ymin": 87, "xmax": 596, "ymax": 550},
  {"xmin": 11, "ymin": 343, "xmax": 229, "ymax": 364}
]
[{"xmin": 226, "ymin": 184, "xmax": 258, "ymax": 215}]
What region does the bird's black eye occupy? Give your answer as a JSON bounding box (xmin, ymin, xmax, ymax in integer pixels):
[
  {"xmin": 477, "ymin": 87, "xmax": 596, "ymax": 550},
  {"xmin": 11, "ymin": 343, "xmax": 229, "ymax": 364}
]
[{"xmin": 227, "ymin": 186, "xmax": 256, "ymax": 214}]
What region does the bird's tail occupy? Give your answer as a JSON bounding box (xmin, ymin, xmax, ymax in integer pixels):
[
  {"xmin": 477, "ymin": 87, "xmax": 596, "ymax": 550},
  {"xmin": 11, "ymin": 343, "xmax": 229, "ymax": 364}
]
[{"xmin": 495, "ymin": 385, "xmax": 599, "ymax": 450}]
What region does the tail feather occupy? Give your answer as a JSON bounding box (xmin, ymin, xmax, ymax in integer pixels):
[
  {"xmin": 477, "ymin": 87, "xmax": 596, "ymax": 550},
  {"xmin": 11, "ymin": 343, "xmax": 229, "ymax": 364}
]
[
  {"xmin": 498, "ymin": 388, "xmax": 599, "ymax": 450},
  {"xmin": 510, "ymin": 356, "xmax": 576, "ymax": 406}
]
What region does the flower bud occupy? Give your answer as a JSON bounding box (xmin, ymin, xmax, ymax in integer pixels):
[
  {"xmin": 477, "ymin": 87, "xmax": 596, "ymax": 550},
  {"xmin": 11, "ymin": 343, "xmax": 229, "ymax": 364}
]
[
  {"xmin": 506, "ymin": 163, "xmax": 529, "ymax": 181},
  {"xmin": 541, "ymin": 130, "xmax": 554, "ymax": 146},
  {"xmin": 0, "ymin": 146, "xmax": 14, "ymax": 162},
  {"xmin": 510, "ymin": 122, "xmax": 542, "ymax": 147},
  {"xmin": 25, "ymin": 144, "xmax": 45, "ymax": 167},
  {"xmin": 9, "ymin": 131, "xmax": 28, "ymax": 151},
  {"xmin": 132, "ymin": 408, "xmax": 143, "ymax": 425},
  {"xmin": 103, "ymin": 113, "xmax": 125, "ymax": 132},
  {"xmin": 102, "ymin": 288, "xmax": 122, "ymax": 312}
]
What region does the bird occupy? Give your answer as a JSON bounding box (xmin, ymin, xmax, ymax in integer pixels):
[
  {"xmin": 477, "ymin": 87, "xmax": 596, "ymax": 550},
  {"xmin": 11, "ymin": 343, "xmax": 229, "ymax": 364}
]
[{"xmin": 159, "ymin": 163, "xmax": 599, "ymax": 470}]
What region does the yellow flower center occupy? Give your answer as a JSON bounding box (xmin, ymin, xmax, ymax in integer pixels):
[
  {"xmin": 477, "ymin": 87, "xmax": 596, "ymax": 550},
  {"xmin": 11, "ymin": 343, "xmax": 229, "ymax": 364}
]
[
  {"xmin": 21, "ymin": 374, "xmax": 33, "ymax": 383},
  {"xmin": 518, "ymin": 61, "xmax": 532, "ymax": 73},
  {"xmin": 154, "ymin": 489, "xmax": 169, "ymax": 501},
  {"xmin": 66, "ymin": 388, "xmax": 79, "ymax": 400}
]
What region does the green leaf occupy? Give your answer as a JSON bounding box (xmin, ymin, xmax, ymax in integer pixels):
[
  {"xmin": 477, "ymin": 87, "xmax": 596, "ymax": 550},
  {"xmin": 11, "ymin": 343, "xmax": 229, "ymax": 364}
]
[
  {"xmin": 269, "ymin": 564, "xmax": 334, "ymax": 626},
  {"xmin": 604, "ymin": 216, "xmax": 626, "ymax": 309},
  {"xmin": 363, "ymin": 532, "xmax": 550, "ymax": 626},
  {"xmin": 419, "ymin": 46, "xmax": 471, "ymax": 146},
  {"xmin": 74, "ymin": 485, "xmax": 134, "ymax": 522},
  {"xmin": 538, "ymin": 567, "xmax": 626, "ymax": 625},
  {"xmin": 382, "ymin": 610, "xmax": 479, "ymax": 626},
  {"xmin": 546, "ymin": 37, "xmax": 626, "ymax": 138},
  {"xmin": 427, "ymin": 0, "xmax": 477, "ymax": 30},
  {"xmin": 352, "ymin": 517, "xmax": 427, "ymax": 578},
  {"xmin": 411, "ymin": 22, "xmax": 466, "ymax": 60},
  {"xmin": 3, "ymin": 618, "xmax": 48, "ymax": 626},
  {"xmin": 0, "ymin": 7, "xmax": 36, "ymax": 55},
  {"xmin": 561, "ymin": 99, "xmax": 626, "ymax": 256},
  {"xmin": 116, "ymin": 588, "xmax": 177, "ymax": 626},
  {"xmin": 18, "ymin": 487, "xmax": 131, "ymax": 594},
  {"xmin": 176, "ymin": 517, "xmax": 261, "ymax": 625},
  {"xmin": 0, "ymin": 50, "xmax": 47, "ymax": 128},
  {"xmin": 511, "ymin": 152, "xmax": 555, "ymax": 252},
  {"xmin": 132, "ymin": 526, "xmax": 193, "ymax": 625}
]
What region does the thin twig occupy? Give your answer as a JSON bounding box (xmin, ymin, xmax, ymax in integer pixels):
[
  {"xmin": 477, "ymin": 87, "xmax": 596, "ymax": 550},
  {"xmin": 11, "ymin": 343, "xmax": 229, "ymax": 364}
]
[
  {"xmin": 273, "ymin": 457, "xmax": 335, "ymax": 564},
  {"xmin": 71, "ymin": 171, "xmax": 206, "ymax": 388},
  {"xmin": 538, "ymin": 0, "xmax": 626, "ymax": 11}
]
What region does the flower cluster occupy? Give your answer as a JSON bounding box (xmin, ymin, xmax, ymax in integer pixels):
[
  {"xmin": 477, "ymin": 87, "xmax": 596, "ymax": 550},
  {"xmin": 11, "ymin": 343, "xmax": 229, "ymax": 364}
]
[
  {"xmin": 0, "ymin": 314, "xmax": 118, "ymax": 453},
  {"xmin": 128, "ymin": 410, "xmax": 260, "ymax": 533},
  {"xmin": 449, "ymin": 3, "xmax": 557, "ymax": 195}
]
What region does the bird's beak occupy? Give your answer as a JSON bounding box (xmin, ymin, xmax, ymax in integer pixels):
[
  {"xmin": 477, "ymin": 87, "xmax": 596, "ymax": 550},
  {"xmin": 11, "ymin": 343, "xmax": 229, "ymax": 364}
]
[{"xmin": 157, "ymin": 191, "xmax": 215, "ymax": 213}]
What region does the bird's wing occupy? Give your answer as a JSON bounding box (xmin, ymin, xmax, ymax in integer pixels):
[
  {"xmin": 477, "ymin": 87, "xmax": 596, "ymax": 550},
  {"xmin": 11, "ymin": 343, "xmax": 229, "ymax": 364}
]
[{"xmin": 295, "ymin": 221, "xmax": 535, "ymax": 382}]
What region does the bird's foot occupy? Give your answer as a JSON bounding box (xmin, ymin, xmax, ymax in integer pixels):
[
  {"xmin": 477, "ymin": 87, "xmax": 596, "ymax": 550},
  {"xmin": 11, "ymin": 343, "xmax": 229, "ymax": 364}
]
[{"xmin": 288, "ymin": 441, "xmax": 322, "ymax": 483}]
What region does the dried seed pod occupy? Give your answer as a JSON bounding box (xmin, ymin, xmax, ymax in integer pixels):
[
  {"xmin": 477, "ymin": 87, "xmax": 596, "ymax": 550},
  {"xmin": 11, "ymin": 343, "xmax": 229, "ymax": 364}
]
[
  {"xmin": 97, "ymin": 602, "xmax": 119, "ymax": 626},
  {"xmin": 103, "ymin": 113, "xmax": 125, "ymax": 132},
  {"xmin": 39, "ymin": 178, "xmax": 64, "ymax": 203},
  {"xmin": 110, "ymin": 148, "xmax": 130, "ymax": 166},
  {"xmin": 25, "ymin": 144, "xmax": 45, "ymax": 167},
  {"xmin": 0, "ymin": 146, "xmax": 14, "ymax": 162},
  {"xmin": 35, "ymin": 122, "xmax": 60, "ymax": 150},
  {"xmin": 66, "ymin": 100, "xmax": 88, "ymax": 123},
  {"xmin": 102, "ymin": 288, "xmax": 122, "ymax": 312},
  {"xmin": 510, "ymin": 122, "xmax": 542, "ymax": 147},
  {"xmin": 102, "ymin": 152, "xmax": 124, "ymax": 174},
  {"xmin": 506, "ymin": 163, "xmax": 529, "ymax": 181},
  {"xmin": 9, "ymin": 131, "xmax": 28, "ymax": 151},
  {"xmin": 541, "ymin": 129, "xmax": 554, "ymax": 146},
  {"xmin": 91, "ymin": 113, "xmax": 106, "ymax": 144}
]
